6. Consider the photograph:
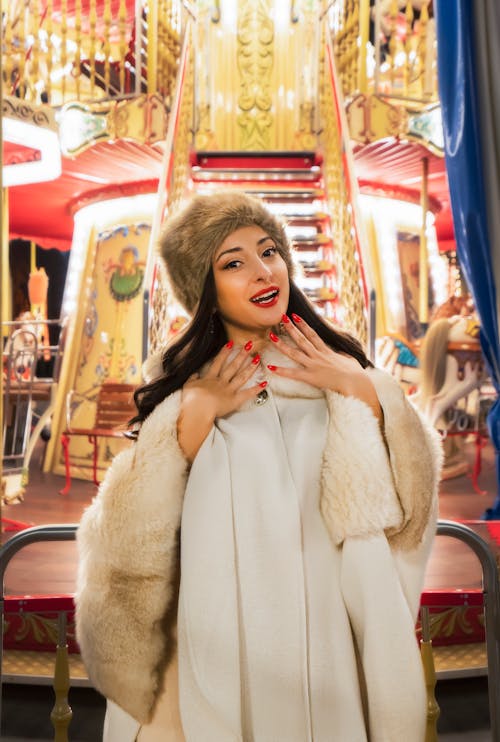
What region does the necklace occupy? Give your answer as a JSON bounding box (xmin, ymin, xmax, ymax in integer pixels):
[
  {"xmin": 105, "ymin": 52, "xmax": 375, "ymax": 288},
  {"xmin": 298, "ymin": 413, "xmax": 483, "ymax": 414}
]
[{"xmin": 255, "ymin": 388, "xmax": 269, "ymax": 405}]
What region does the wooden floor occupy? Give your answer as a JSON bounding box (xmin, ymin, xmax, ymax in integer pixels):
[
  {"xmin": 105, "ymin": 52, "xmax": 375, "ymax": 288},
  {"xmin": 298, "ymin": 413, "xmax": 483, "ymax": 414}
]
[{"xmin": 1, "ymin": 437, "xmax": 500, "ymax": 596}]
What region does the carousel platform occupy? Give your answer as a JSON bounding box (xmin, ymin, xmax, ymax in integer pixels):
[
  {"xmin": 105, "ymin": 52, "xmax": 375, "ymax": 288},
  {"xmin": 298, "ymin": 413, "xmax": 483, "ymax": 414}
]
[{"xmin": 1, "ymin": 437, "xmax": 499, "ymax": 685}]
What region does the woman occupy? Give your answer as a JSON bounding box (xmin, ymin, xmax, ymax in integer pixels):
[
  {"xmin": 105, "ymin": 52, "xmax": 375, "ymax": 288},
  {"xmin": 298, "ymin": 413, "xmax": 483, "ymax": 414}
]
[{"xmin": 76, "ymin": 191, "xmax": 442, "ymax": 742}]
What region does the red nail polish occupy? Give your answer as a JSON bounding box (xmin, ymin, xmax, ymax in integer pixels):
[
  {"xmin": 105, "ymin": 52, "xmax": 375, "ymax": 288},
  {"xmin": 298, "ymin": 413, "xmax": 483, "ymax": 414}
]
[
  {"xmin": 267, "ymin": 364, "xmax": 277, "ymax": 372},
  {"xmin": 244, "ymin": 340, "xmax": 253, "ymax": 351},
  {"xmin": 291, "ymin": 313, "xmax": 302, "ymax": 323},
  {"xmin": 252, "ymin": 354, "xmax": 261, "ymax": 365},
  {"xmin": 281, "ymin": 314, "xmax": 290, "ymax": 323},
  {"xmin": 269, "ymin": 332, "xmax": 279, "ymax": 343},
  {"xmin": 225, "ymin": 340, "xmax": 234, "ymax": 349},
  {"xmin": 259, "ymin": 380, "xmax": 268, "ymax": 388}
]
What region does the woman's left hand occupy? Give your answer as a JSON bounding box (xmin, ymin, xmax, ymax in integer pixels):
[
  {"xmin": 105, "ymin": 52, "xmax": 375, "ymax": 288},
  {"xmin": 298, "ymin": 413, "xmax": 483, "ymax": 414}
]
[{"xmin": 268, "ymin": 315, "xmax": 382, "ymax": 422}]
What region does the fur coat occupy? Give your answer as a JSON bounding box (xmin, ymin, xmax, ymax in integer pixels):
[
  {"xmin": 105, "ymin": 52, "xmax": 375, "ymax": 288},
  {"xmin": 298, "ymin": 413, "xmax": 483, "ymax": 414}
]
[{"xmin": 75, "ymin": 361, "xmax": 442, "ymax": 731}]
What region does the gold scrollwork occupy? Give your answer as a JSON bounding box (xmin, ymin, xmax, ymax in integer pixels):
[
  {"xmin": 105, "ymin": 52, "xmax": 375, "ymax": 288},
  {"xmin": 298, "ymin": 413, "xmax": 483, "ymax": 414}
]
[
  {"xmin": 236, "ymin": 0, "xmax": 274, "ymax": 150},
  {"xmin": 2, "ymin": 95, "xmax": 56, "ymax": 131},
  {"xmin": 320, "ymin": 33, "xmax": 367, "ymax": 344},
  {"xmin": 345, "ymin": 94, "xmax": 405, "ymax": 144},
  {"xmin": 13, "ymin": 613, "xmax": 75, "ymax": 646},
  {"xmin": 416, "ymin": 607, "xmax": 480, "ymax": 641}
]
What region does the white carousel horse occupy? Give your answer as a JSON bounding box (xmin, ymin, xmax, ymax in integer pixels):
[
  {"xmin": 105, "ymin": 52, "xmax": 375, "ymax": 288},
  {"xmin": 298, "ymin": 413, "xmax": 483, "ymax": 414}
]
[
  {"xmin": 414, "ymin": 315, "xmax": 483, "ymax": 428},
  {"xmin": 413, "ymin": 314, "xmax": 485, "ymax": 485},
  {"xmin": 377, "ymin": 314, "xmax": 484, "ymax": 483}
]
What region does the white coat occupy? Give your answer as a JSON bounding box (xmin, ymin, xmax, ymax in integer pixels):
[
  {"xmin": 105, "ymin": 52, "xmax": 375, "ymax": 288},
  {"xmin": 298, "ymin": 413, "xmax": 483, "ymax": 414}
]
[{"xmin": 75, "ymin": 351, "xmax": 442, "ymax": 742}]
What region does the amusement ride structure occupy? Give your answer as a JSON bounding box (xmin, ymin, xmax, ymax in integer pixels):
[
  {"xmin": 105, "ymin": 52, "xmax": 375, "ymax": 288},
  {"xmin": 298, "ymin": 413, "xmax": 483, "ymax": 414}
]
[{"xmin": 1, "ymin": 1, "xmax": 500, "ymax": 737}]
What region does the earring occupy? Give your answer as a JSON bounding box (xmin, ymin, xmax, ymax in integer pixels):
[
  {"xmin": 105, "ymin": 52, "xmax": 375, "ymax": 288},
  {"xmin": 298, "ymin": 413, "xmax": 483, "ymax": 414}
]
[{"xmin": 209, "ymin": 310, "xmax": 216, "ymax": 334}]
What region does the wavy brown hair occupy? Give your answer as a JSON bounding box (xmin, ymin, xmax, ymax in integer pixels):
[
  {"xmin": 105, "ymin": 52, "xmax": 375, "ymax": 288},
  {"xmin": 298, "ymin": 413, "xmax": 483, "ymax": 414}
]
[{"xmin": 130, "ymin": 274, "xmax": 372, "ymax": 428}]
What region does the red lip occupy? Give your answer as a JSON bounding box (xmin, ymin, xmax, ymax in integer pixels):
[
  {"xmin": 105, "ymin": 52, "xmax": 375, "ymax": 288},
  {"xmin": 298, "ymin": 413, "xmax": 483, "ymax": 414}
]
[{"xmin": 250, "ymin": 285, "xmax": 280, "ymax": 300}]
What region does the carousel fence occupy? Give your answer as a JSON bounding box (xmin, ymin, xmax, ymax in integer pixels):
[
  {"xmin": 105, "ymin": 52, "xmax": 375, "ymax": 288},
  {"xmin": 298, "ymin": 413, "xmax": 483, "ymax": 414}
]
[
  {"xmin": 1, "ymin": 0, "xmax": 183, "ymax": 106},
  {"xmin": 326, "ymin": 0, "xmax": 438, "ymax": 103},
  {"xmin": 0, "ymin": 521, "xmax": 499, "ymax": 739},
  {"xmin": 0, "ymin": 525, "xmax": 78, "ymax": 741},
  {"xmin": 421, "ymin": 520, "xmax": 500, "ymax": 742},
  {"xmin": 2, "ymin": 318, "xmax": 67, "ymax": 490}
]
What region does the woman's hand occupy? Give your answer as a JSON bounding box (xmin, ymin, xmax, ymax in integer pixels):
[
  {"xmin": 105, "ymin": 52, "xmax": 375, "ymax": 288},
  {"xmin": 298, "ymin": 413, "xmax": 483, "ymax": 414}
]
[
  {"xmin": 177, "ymin": 341, "xmax": 265, "ymax": 462},
  {"xmin": 268, "ymin": 315, "xmax": 382, "ymax": 422}
]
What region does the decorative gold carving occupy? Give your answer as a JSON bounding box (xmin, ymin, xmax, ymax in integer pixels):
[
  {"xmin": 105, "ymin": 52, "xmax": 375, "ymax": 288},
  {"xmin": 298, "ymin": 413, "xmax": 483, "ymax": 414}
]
[
  {"xmin": 51, "ymin": 615, "xmax": 73, "ymax": 738},
  {"xmin": 417, "ymin": 607, "xmax": 477, "ymax": 640},
  {"xmin": 167, "ymin": 46, "xmax": 194, "ymax": 212},
  {"xmin": 333, "ymin": 0, "xmax": 360, "ymax": 98},
  {"xmin": 194, "ymin": 6, "xmax": 217, "ymax": 150},
  {"xmin": 320, "ymin": 30, "xmax": 367, "ymax": 345},
  {"xmin": 295, "ymin": 102, "xmax": 317, "ymax": 150},
  {"xmin": 346, "ymin": 93, "xmax": 406, "ymax": 143},
  {"xmin": 2, "ymin": 96, "xmax": 57, "ymax": 131},
  {"xmin": 103, "ymin": 0, "xmax": 112, "ymax": 94},
  {"xmin": 59, "ymin": 94, "xmax": 168, "ymax": 156},
  {"xmin": 236, "ymin": 0, "xmax": 274, "ymax": 150},
  {"xmin": 149, "ymin": 36, "xmax": 194, "ymax": 354}
]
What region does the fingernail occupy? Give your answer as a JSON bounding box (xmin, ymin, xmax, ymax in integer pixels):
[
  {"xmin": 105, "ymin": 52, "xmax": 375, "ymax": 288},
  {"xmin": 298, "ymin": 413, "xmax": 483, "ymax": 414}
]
[
  {"xmin": 269, "ymin": 332, "xmax": 279, "ymax": 343},
  {"xmin": 226, "ymin": 340, "xmax": 234, "ymax": 349},
  {"xmin": 259, "ymin": 380, "xmax": 268, "ymax": 388},
  {"xmin": 281, "ymin": 314, "xmax": 290, "ymax": 323},
  {"xmin": 267, "ymin": 364, "xmax": 277, "ymax": 372},
  {"xmin": 291, "ymin": 313, "xmax": 302, "ymax": 323},
  {"xmin": 252, "ymin": 354, "xmax": 261, "ymax": 365},
  {"xmin": 244, "ymin": 340, "xmax": 253, "ymax": 351}
]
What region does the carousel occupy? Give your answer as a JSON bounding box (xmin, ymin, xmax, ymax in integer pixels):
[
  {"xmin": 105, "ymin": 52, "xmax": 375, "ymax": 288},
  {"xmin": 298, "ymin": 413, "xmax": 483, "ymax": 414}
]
[{"xmin": 1, "ymin": 1, "xmax": 500, "ymax": 738}]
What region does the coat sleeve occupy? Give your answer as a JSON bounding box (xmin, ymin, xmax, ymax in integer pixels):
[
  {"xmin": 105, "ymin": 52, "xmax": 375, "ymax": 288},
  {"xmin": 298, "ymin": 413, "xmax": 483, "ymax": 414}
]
[
  {"xmin": 320, "ymin": 366, "xmax": 442, "ymax": 554},
  {"xmin": 320, "ymin": 366, "xmax": 442, "ymax": 622},
  {"xmin": 75, "ymin": 390, "xmax": 188, "ymax": 725}
]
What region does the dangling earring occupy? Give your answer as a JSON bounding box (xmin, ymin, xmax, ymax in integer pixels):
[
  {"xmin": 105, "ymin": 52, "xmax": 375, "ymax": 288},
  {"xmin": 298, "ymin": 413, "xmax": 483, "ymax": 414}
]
[{"xmin": 209, "ymin": 310, "xmax": 216, "ymax": 334}]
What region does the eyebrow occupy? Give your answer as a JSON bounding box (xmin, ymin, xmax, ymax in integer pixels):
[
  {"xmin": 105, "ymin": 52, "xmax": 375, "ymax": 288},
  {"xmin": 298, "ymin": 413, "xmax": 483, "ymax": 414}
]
[{"xmin": 215, "ymin": 235, "xmax": 274, "ymax": 263}]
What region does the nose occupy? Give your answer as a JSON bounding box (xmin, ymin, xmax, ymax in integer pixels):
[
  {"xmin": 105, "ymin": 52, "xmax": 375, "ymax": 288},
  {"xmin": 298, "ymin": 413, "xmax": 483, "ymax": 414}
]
[{"xmin": 253, "ymin": 256, "xmax": 273, "ymax": 282}]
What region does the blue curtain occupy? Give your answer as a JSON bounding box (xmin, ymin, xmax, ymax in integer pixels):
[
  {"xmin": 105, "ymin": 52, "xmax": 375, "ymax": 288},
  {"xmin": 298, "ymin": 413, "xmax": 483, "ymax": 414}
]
[{"xmin": 435, "ymin": 0, "xmax": 500, "ymax": 517}]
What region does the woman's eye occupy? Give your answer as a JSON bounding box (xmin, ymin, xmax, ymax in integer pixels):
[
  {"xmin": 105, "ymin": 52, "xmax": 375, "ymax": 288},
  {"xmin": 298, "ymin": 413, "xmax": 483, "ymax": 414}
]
[
  {"xmin": 263, "ymin": 246, "xmax": 277, "ymax": 257},
  {"xmin": 223, "ymin": 259, "xmax": 242, "ymax": 270}
]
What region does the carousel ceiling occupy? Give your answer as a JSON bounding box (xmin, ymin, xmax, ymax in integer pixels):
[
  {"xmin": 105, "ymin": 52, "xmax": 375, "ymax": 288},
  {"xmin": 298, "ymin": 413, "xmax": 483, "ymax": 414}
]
[
  {"xmin": 8, "ymin": 140, "xmax": 163, "ymax": 251},
  {"xmin": 353, "ymin": 140, "xmax": 454, "ymax": 251}
]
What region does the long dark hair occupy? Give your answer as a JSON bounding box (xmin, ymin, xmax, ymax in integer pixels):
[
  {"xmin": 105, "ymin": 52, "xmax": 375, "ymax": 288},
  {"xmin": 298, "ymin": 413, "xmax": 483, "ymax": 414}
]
[{"xmin": 131, "ymin": 274, "xmax": 372, "ymax": 427}]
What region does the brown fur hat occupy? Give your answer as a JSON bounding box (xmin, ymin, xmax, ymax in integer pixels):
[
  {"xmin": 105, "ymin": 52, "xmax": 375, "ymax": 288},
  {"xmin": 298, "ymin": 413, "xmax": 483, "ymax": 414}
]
[{"xmin": 159, "ymin": 190, "xmax": 295, "ymax": 314}]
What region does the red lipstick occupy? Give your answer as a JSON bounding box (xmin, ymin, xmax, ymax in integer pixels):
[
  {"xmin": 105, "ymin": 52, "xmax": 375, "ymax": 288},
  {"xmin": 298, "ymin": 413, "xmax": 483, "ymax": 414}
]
[{"xmin": 250, "ymin": 286, "xmax": 280, "ymax": 308}]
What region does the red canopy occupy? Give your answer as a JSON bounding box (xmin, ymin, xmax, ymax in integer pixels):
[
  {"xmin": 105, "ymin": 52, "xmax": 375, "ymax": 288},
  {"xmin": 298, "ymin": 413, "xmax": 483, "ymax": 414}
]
[
  {"xmin": 8, "ymin": 140, "xmax": 163, "ymax": 250},
  {"xmin": 353, "ymin": 139, "xmax": 454, "ymax": 251}
]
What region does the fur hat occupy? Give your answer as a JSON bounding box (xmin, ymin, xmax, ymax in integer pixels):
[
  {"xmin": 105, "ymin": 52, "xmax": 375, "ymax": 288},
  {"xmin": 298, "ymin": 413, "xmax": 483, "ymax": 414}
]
[{"xmin": 159, "ymin": 191, "xmax": 295, "ymax": 314}]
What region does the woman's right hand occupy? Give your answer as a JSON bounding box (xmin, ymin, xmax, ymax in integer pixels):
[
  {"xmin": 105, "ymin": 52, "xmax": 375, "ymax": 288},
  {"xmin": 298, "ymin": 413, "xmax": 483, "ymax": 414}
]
[{"xmin": 177, "ymin": 341, "xmax": 265, "ymax": 462}]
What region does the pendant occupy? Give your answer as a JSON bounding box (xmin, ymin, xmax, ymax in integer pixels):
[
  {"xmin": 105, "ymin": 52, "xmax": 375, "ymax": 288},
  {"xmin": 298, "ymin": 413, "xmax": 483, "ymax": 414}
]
[{"xmin": 255, "ymin": 388, "xmax": 269, "ymax": 405}]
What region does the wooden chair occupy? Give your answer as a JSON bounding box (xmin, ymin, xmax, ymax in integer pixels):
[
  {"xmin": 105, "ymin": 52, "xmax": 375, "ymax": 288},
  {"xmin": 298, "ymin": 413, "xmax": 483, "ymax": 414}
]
[{"xmin": 60, "ymin": 382, "xmax": 136, "ymax": 495}]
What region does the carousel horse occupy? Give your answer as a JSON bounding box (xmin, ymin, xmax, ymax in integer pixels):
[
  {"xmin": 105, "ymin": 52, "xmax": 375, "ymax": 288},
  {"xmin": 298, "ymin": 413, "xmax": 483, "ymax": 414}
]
[
  {"xmin": 414, "ymin": 313, "xmax": 485, "ymax": 484},
  {"xmin": 375, "ymin": 332, "xmax": 421, "ymax": 392},
  {"xmin": 415, "ymin": 315, "xmax": 482, "ymax": 427}
]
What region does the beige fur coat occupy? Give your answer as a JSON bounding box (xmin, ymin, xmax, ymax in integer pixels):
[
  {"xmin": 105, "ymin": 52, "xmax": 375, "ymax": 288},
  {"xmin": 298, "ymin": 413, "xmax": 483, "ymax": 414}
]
[{"xmin": 75, "ymin": 364, "xmax": 442, "ymax": 727}]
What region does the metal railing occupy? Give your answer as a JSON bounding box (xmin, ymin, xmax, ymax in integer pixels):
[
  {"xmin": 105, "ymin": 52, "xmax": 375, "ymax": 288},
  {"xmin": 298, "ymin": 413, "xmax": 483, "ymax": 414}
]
[
  {"xmin": 435, "ymin": 520, "xmax": 500, "ymax": 741},
  {"xmin": 1, "ymin": 0, "xmax": 183, "ymax": 106},
  {"xmin": 0, "ymin": 525, "xmax": 78, "ymax": 738},
  {"xmin": 2, "ymin": 318, "xmax": 67, "ymax": 485},
  {"xmin": 0, "ymin": 521, "xmax": 499, "ymax": 740}
]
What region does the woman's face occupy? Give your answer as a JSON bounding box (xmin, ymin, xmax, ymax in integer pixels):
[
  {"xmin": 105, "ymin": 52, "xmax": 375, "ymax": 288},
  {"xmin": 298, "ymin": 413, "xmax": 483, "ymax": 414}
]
[{"xmin": 212, "ymin": 224, "xmax": 290, "ymax": 343}]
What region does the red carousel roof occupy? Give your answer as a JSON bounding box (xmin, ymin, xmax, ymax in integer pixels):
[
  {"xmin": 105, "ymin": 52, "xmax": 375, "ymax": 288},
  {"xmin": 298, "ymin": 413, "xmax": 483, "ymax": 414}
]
[
  {"xmin": 353, "ymin": 140, "xmax": 454, "ymax": 251},
  {"xmin": 8, "ymin": 140, "xmax": 163, "ymax": 251}
]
